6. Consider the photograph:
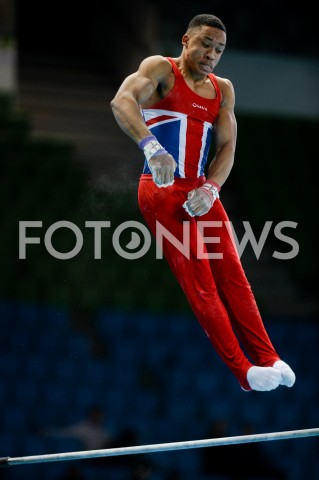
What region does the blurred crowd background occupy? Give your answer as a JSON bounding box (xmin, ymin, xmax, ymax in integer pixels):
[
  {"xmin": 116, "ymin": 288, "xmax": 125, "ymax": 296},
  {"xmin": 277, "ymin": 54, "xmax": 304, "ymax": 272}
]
[{"xmin": 1, "ymin": 1, "xmax": 318, "ymax": 479}]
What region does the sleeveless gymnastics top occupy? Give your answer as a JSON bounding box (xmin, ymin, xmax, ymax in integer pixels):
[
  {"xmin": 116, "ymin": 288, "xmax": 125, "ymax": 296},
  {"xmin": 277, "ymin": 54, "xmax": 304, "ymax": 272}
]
[{"xmin": 141, "ymin": 57, "xmax": 222, "ymax": 179}]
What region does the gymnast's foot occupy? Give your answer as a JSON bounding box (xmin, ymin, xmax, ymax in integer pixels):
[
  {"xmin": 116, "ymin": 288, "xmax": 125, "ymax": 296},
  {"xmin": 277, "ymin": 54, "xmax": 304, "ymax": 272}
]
[
  {"xmin": 273, "ymin": 360, "xmax": 296, "ymax": 387},
  {"xmin": 247, "ymin": 366, "xmax": 282, "ymax": 391}
]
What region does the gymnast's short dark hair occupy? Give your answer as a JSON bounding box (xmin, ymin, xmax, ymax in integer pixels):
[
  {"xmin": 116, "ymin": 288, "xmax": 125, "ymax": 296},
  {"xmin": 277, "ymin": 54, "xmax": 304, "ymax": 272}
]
[{"xmin": 187, "ymin": 14, "xmax": 226, "ymax": 33}]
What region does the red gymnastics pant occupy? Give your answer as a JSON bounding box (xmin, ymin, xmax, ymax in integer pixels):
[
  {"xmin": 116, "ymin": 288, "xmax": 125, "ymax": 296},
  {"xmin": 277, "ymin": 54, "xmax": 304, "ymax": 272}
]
[{"xmin": 138, "ymin": 174, "xmax": 280, "ymax": 390}]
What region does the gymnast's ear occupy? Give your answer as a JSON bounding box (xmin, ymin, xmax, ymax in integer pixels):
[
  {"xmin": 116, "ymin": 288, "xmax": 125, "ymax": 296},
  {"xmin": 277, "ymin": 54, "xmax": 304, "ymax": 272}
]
[{"xmin": 182, "ymin": 34, "xmax": 189, "ymax": 47}]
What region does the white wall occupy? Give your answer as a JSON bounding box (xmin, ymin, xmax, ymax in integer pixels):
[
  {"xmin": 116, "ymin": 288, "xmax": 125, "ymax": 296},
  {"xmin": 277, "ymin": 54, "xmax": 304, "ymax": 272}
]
[
  {"xmin": 215, "ymin": 50, "xmax": 319, "ymax": 118},
  {"xmin": 0, "ymin": 44, "xmax": 17, "ymax": 92}
]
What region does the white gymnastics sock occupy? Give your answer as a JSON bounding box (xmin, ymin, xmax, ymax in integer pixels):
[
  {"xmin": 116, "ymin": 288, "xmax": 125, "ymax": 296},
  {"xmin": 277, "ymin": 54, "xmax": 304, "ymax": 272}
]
[
  {"xmin": 273, "ymin": 360, "xmax": 296, "ymax": 387},
  {"xmin": 247, "ymin": 366, "xmax": 283, "ymax": 391}
]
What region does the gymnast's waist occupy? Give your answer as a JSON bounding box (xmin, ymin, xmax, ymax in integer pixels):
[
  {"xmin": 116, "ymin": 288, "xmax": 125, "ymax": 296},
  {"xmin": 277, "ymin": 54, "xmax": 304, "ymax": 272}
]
[{"xmin": 139, "ymin": 174, "xmax": 206, "ymax": 188}]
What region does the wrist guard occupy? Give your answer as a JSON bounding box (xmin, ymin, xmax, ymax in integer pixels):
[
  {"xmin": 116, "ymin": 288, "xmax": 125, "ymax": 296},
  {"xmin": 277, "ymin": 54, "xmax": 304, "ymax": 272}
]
[
  {"xmin": 201, "ymin": 180, "xmax": 221, "ymax": 201},
  {"xmin": 139, "ymin": 135, "xmax": 167, "ymax": 162}
]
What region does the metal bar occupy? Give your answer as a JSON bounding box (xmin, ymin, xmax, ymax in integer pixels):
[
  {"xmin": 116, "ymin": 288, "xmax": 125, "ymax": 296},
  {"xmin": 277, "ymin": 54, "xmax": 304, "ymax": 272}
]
[{"xmin": 1, "ymin": 427, "xmax": 318, "ymax": 467}]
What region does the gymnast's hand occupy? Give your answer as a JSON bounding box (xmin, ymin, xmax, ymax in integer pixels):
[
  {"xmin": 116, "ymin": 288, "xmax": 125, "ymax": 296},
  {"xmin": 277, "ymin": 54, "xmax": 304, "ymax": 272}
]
[
  {"xmin": 183, "ymin": 181, "xmax": 220, "ymax": 217},
  {"xmin": 139, "ymin": 135, "xmax": 176, "ymax": 187},
  {"xmin": 148, "ymin": 153, "xmax": 176, "ymax": 187}
]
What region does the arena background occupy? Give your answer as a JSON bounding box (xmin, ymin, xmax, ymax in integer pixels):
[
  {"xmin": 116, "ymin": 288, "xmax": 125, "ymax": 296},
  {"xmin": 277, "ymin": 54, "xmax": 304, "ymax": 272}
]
[{"xmin": 1, "ymin": 1, "xmax": 318, "ymax": 479}]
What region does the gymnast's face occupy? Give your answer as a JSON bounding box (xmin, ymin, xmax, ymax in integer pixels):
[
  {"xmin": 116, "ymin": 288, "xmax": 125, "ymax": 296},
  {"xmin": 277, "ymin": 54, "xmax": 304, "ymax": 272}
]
[{"xmin": 182, "ymin": 25, "xmax": 226, "ymax": 76}]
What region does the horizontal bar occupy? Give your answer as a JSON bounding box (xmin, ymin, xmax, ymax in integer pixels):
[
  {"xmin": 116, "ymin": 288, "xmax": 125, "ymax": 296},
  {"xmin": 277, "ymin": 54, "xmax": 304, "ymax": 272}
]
[{"xmin": 1, "ymin": 427, "xmax": 318, "ymax": 467}]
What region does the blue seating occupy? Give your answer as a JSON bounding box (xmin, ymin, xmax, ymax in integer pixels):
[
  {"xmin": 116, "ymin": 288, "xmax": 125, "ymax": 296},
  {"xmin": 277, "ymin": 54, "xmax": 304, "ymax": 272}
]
[
  {"xmin": 1, "ymin": 301, "xmax": 319, "ymax": 480},
  {"xmin": 0, "ymin": 300, "xmax": 14, "ymax": 325},
  {"xmin": 68, "ymin": 332, "xmax": 91, "ymax": 357},
  {"xmin": 3, "ymin": 406, "xmax": 31, "ymax": 433},
  {"xmin": 0, "ymin": 432, "xmax": 20, "ymax": 456}
]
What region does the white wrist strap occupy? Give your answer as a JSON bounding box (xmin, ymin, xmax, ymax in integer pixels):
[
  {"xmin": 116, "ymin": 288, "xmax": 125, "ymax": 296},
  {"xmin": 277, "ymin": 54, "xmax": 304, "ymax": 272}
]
[
  {"xmin": 202, "ymin": 182, "xmax": 220, "ymax": 200},
  {"xmin": 143, "ymin": 140, "xmax": 167, "ymax": 162}
]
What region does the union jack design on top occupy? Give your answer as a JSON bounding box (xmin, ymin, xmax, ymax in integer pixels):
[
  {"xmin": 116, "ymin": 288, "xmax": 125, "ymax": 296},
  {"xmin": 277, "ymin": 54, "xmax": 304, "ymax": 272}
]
[{"xmin": 141, "ymin": 108, "xmax": 213, "ymax": 179}]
